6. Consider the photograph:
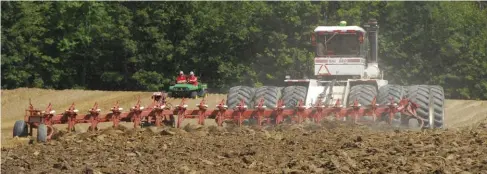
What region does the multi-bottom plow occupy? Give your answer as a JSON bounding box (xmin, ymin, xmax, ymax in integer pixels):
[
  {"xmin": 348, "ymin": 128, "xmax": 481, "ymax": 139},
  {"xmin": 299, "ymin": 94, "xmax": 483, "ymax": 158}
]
[{"xmin": 13, "ymin": 92, "xmax": 422, "ymax": 142}]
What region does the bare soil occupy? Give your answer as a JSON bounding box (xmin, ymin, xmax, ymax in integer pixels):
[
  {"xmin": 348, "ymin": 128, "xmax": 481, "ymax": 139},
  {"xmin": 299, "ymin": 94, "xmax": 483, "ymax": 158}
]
[
  {"xmin": 2, "ymin": 120, "xmax": 487, "ymax": 173},
  {"xmin": 3, "ymin": 88, "xmax": 487, "ymax": 173}
]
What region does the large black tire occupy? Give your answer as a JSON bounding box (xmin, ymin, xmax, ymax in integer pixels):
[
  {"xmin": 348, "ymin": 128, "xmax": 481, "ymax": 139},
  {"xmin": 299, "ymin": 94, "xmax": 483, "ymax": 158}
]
[
  {"xmin": 190, "ymin": 91, "xmax": 198, "ymax": 99},
  {"xmin": 13, "ymin": 120, "xmax": 28, "ymax": 137},
  {"xmin": 37, "ymin": 124, "xmax": 48, "ymax": 142},
  {"xmin": 277, "ymin": 87, "xmax": 284, "ymax": 93},
  {"xmin": 197, "ymin": 89, "xmax": 207, "ymax": 97},
  {"xmin": 406, "ymin": 85, "xmax": 445, "ymax": 129},
  {"xmin": 377, "ymin": 84, "xmax": 405, "ymax": 105},
  {"xmin": 252, "ymin": 86, "xmax": 282, "ymax": 109},
  {"xmin": 281, "ymin": 86, "xmax": 308, "ymax": 108},
  {"xmin": 347, "ymin": 84, "xmax": 378, "ymax": 107},
  {"xmin": 430, "ymin": 85, "xmax": 445, "ymax": 128},
  {"xmin": 226, "ymin": 86, "xmax": 255, "ymax": 109},
  {"xmin": 377, "ymin": 84, "xmax": 406, "ymax": 124}
]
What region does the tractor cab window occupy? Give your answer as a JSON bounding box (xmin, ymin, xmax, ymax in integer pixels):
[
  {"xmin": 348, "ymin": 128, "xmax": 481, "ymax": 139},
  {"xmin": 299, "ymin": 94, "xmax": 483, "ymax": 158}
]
[{"xmin": 316, "ymin": 33, "xmax": 361, "ymax": 57}]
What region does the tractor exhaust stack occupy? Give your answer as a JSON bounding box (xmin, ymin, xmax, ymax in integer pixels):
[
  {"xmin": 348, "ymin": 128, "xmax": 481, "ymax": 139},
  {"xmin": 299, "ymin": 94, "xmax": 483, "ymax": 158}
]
[{"xmin": 365, "ymin": 19, "xmax": 379, "ymax": 64}]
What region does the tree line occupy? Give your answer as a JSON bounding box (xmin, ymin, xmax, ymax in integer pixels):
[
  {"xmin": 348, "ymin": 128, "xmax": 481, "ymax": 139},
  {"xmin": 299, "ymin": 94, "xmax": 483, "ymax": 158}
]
[{"xmin": 2, "ymin": 1, "xmax": 486, "ymax": 99}]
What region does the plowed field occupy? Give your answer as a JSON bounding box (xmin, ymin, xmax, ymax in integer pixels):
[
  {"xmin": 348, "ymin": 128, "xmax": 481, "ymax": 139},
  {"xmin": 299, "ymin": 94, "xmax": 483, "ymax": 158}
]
[{"xmin": 2, "ymin": 88, "xmax": 487, "ymax": 173}]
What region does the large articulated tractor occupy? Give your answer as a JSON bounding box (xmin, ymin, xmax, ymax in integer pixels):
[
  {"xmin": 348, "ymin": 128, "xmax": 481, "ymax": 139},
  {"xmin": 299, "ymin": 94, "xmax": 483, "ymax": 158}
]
[{"xmin": 225, "ymin": 19, "xmax": 445, "ymax": 129}]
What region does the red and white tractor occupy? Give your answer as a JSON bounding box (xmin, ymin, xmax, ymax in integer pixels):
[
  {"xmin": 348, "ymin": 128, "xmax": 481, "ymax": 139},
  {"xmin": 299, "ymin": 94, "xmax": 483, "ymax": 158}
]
[{"xmin": 225, "ymin": 19, "xmax": 445, "ymax": 129}]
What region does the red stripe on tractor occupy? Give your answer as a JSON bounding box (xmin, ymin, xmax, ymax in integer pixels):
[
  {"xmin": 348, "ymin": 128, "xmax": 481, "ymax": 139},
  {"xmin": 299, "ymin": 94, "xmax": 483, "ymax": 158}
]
[
  {"xmin": 315, "ymin": 59, "xmax": 328, "ymax": 63},
  {"xmin": 316, "ymin": 30, "xmax": 365, "ymax": 34},
  {"xmin": 352, "ymin": 79, "xmax": 377, "ymax": 82},
  {"xmin": 314, "ymin": 58, "xmax": 363, "ymax": 63},
  {"xmin": 285, "ymin": 80, "xmax": 310, "ymax": 83},
  {"xmin": 318, "ymin": 31, "xmax": 329, "ymax": 35},
  {"xmin": 346, "ymin": 59, "xmax": 362, "ymax": 62}
]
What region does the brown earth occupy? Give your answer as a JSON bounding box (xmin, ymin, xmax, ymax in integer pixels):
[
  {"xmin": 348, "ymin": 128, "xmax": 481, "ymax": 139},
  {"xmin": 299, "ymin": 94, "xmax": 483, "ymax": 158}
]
[
  {"xmin": 3, "ymin": 121, "xmax": 487, "ymax": 173},
  {"xmin": 2, "ymin": 88, "xmax": 487, "ymax": 173}
]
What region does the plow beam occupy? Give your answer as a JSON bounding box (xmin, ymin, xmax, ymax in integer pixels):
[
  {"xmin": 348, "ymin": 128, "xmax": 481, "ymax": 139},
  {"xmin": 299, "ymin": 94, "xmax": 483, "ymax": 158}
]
[
  {"xmin": 109, "ymin": 101, "xmax": 123, "ymax": 128},
  {"xmin": 215, "ymin": 99, "xmax": 229, "ymax": 126},
  {"xmin": 234, "ymin": 99, "xmax": 248, "ymax": 127},
  {"xmin": 254, "ymin": 98, "xmax": 267, "ymax": 128},
  {"xmin": 197, "ymin": 98, "xmax": 209, "ymax": 125},
  {"xmin": 175, "ymin": 98, "xmax": 189, "ymax": 128},
  {"xmin": 129, "ymin": 96, "xmax": 144, "ymax": 129},
  {"xmin": 150, "ymin": 101, "xmax": 167, "ymax": 127},
  {"xmin": 88, "ymin": 102, "xmax": 101, "ymax": 131},
  {"xmin": 294, "ymin": 100, "xmax": 311, "ymax": 124},
  {"xmin": 312, "ymin": 99, "xmax": 326, "ymax": 123},
  {"xmin": 63, "ymin": 103, "xmax": 78, "ymax": 132}
]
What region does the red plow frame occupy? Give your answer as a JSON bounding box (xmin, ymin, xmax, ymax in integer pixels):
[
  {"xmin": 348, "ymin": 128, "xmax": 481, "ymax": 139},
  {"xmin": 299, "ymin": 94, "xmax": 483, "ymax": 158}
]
[{"xmin": 20, "ymin": 92, "xmax": 423, "ymax": 141}]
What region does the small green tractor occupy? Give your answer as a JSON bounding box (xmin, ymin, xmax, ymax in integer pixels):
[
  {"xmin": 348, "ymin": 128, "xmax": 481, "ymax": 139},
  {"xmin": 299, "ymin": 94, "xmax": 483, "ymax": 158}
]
[{"xmin": 168, "ymin": 83, "xmax": 208, "ymax": 99}]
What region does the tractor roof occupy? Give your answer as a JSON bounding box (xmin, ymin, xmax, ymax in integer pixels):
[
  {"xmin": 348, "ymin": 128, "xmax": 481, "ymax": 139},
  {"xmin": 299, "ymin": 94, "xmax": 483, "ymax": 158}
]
[{"xmin": 314, "ymin": 26, "xmax": 366, "ymax": 33}]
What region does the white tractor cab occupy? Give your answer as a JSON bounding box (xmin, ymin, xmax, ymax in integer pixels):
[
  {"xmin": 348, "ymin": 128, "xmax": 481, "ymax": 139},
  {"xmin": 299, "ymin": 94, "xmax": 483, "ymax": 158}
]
[{"xmin": 285, "ymin": 19, "xmax": 387, "ymax": 108}]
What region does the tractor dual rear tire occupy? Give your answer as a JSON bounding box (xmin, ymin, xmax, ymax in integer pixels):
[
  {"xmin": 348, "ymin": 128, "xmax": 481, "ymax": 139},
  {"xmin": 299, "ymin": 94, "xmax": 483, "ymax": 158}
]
[
  {"xmin": 346, "ymin": 84, "xmax": 378, "ymax": 122},
  {"xmin": 347, "ymin": 84, "xmax": 378, "ymax": 107},
  {"xmin": 377, "ymin": 84, "xmax": 405, "ymax": 105},
  {"xmin": 252, "ymin": 86, "xmax": 282, "ymax": 109},
  {"xmin": 198, "ymin": 89, "xmax": 207, "ymax": 98},
  {"xmin": 406, "ymin": 85, "xmax": 445, "ymax": 129},
  {"xmin": 377, "ymin": 84, "xmax": 407, "ymax": 125},
  {"xmin": 226, "ymin": 86, "xmax": 256, "ymax": 109},
  {"xmin": 281, "ymin": 86, "xmax": 308, "ymax": 108},
  {"xmin": 190, "ymin": 91, "xmax": 198, "ymax": 99}
]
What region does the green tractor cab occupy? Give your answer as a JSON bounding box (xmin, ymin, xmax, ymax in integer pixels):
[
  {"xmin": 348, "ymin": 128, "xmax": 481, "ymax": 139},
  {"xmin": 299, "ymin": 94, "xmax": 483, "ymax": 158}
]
[{"xmin": 168, "ymin": 83, "xmax": 208, "ymax": 99}]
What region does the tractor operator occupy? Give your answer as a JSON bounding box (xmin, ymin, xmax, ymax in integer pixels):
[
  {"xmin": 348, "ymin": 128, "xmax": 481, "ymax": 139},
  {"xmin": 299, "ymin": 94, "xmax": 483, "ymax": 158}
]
[
  {"xmin": 188, "ymin": 71, "xmax": 198, "ymax": 86},
  {"xmin": 176, "ymin": 71, "xmax": 187, "ymax": 84}
]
